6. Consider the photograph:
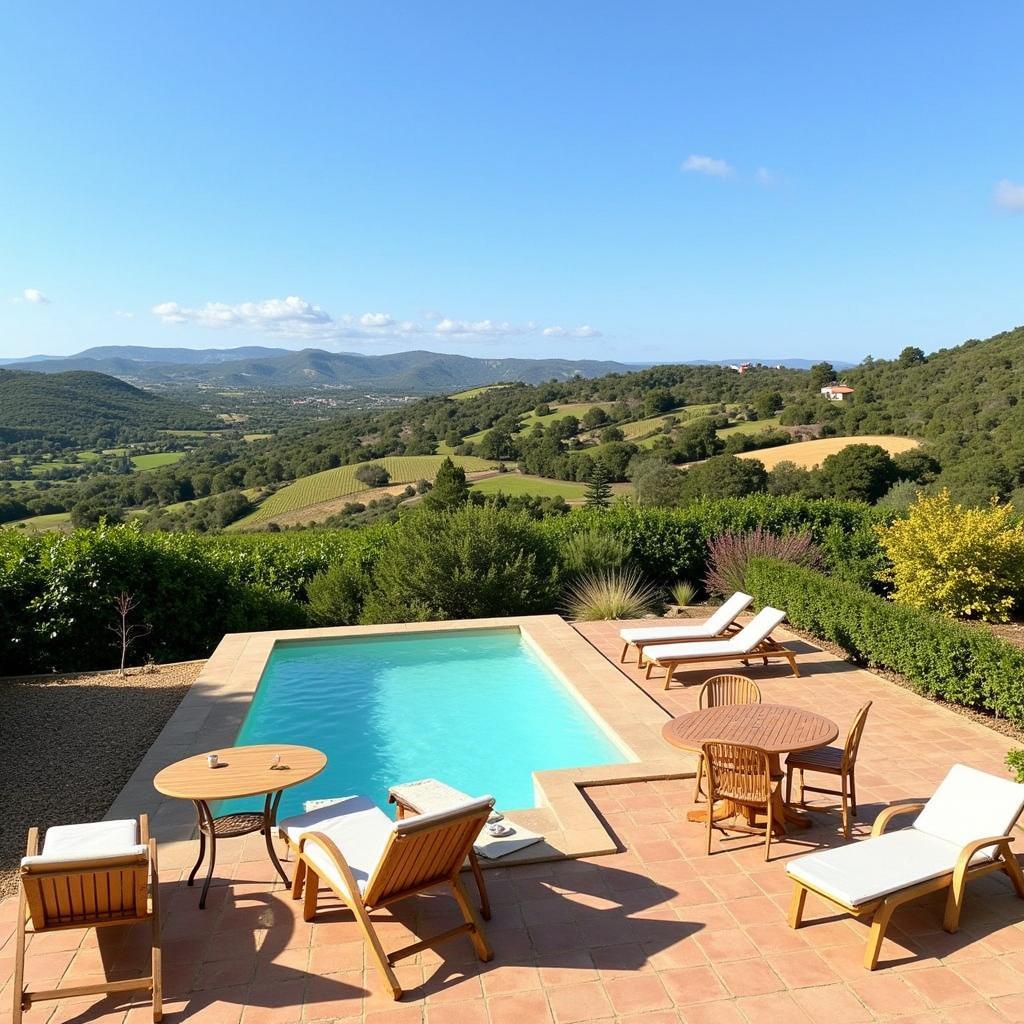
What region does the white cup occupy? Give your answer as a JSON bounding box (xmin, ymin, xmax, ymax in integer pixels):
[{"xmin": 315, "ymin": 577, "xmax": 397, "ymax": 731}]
[{"xmin": 207, "ymin": 753, "xmax": 219, "ymax": 768}]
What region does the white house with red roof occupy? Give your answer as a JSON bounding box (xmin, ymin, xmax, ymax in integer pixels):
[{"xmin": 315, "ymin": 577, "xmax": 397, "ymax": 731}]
[{"xmin": 821, "ymin": 383, "xmax": 855, "ymax": 401}]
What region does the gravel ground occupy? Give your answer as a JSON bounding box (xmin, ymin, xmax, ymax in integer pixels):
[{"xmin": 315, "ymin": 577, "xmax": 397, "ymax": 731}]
[{"xmin": 0, "ymin": 661, "xmax": 202, "ymax": 898}]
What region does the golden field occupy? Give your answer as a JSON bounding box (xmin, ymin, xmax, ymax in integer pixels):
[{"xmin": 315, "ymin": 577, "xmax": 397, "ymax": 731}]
[{"xmin": 736, "ymin": 434, "xmax": 919, "ymax": 470}]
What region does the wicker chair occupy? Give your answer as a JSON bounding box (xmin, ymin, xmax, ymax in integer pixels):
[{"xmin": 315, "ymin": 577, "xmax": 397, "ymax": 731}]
[
  {"xmin": 702, "ymin": 740, "xmax": 779, "ymax": 861},
  {"xmin": 693, "ymin": 675, "xmax": 762, "ymax": 802},
  {"xmin": 785, "ymin": 701, "xmax": 871, "ymax": 838}
]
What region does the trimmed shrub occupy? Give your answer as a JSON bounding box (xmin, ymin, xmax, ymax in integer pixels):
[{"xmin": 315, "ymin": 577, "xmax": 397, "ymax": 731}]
[
  {"xmin": 705, "ymin": 528, "xmax": 822, "ymax": 598},
  {"xmin": 876, "ymin": 490, "xmax": 1024, "ymax": 622},
  {"xmin": 559, "ymin": 527, "xmax": 631, "ymax": 578},
  {"xmin": 359, "ymin": 505, "xmax": 560, "ymax": 623},
  {"xmin": 743, "ymin": 557, "xmax": 1024, "ymax": 725}
]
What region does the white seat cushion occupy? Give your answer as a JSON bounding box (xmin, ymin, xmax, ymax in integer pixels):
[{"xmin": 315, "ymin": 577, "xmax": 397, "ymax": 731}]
[
  {"xmin": 786, "ymin": 829, "xmax": 966, "ymax": 907},
  {"xmin": 620, "ymin": 592, "xmax": 752, "ymax": 644},
  {"xmin": 914, "ymin": 764, "xmax": 1024, "ymax": 859},
  {"xmin": 388, "ymin": 778, "xmax": 473, "ymax": 815},
  {"xmin": 22, "ymin": 819, "xmax": 145, "ymax": 868},
  {"xmin": 645, "ymin": 606, "xmax": 786, "ymax": 663},
  {"xmin": 280, "ymin": 796, "xmax": 394, "ymax": 899}
]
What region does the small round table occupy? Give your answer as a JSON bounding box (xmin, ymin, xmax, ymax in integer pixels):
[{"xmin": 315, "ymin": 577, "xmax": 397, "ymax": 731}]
[
  {"xmin": 154, "ymin": 744, "xmax": 327, "ymax": 908},
  {"xmin": 662, "ymin": 704, "xmax": 838, "ymax": 835}
]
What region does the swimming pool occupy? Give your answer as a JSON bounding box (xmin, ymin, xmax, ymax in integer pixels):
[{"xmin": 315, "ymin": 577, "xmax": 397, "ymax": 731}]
[{"xmin": 230, "ymin": 627, "xmax": 629, "ymax": 817}]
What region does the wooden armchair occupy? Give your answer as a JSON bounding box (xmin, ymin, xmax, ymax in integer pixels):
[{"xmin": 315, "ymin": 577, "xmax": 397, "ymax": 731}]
[
  {"xmin": 281, "ymin": 794, "xmax": 494, "ymax": 999},
  {"xmin": 786, "ymin": 701, "xmax": 871, "ymax": 838},
  {"xmin": 13, "ymin": 816, "xmax": 161, "ymax": 1024},
  {"xmin": 703, "ymin": 740, "xmax": 779, "ymax": 861},
  {"xmin": 693, "ymin": 675, "xmax": 762, "ymax": 802}
]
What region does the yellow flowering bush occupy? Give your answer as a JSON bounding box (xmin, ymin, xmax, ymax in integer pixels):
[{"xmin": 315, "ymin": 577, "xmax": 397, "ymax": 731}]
[{"xmin": 876, "ymin": 490, "xmax": 1024, "ymax": 621}]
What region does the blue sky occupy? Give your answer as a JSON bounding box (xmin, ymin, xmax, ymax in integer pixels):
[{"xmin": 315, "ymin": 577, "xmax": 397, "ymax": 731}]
[{"xmin": 2, "ymin": 2, "xmax": 1022, "ymax": 363}]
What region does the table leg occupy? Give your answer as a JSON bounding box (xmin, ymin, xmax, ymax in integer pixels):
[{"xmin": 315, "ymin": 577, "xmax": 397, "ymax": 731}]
[
  {"xmin": 192, "ymin": 800, "xmax": 218, "ymax": 910},
  {"xmin": 263, "ymin": 790, "xmax": 290, "ymax": 885},
  {"xmin": 187, "ymin": 801, "xmax": 207, "ymax": 887}
]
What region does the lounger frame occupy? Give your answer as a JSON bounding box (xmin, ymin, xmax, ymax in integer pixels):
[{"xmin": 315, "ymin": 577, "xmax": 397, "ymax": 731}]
[
  {"xmin": 788, "ymin": 803, "xmax": 1024, "ymax": 969},
  {"xmin": 646, "ymin": 636, "xmax": 800, "ymax": 688},
  {"xmin": 286, "ymin": 802, "xmax": 493, "ymax": 999}
]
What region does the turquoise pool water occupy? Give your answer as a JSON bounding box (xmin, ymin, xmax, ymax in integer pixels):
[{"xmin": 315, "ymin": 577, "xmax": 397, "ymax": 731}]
[{"xmin": 230, "ymin": 628, "xmax": 627, "ymax": 817}]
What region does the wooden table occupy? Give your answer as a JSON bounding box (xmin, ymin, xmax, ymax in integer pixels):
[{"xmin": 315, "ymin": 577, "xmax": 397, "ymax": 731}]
[
  {"xmin": 662, "ymin": 704, "xmax": 838, "ymax": 835},
  {"xmin": 154, "ymin": 744, "xmax": 326, "ymax": 908}
]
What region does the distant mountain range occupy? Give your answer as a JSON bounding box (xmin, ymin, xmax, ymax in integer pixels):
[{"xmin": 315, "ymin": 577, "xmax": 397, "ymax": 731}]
[
  {"xmin": 0, "ymin": 346, "xmax": 633, "ymax": 390},
  {"xmin": 0, "ymin": 345, "xmax": 851, "ymax": 391}
]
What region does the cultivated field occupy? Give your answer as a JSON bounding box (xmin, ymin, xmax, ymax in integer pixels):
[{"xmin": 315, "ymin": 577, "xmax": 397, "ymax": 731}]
[
  {"xmin": 718, "ymin": 415, "xmax": 781, "ymax": 436},
  {"xmin": 448, "ymin": 384, "xmax": 514, "ymax": 401},
  {"xmin": 736, "ymin": 434, "xmax": 919, "ymax": 470},
  {"xmin": 470, "ymin": 473, "xmax": 631, "ymax": 501},
  {"xmin": 240, "ymin": 454, "xmax": 498, "ymax": 524},
  {"xmin": 131, "ymin": 451, "xmax": 186, "ymax": 471}
]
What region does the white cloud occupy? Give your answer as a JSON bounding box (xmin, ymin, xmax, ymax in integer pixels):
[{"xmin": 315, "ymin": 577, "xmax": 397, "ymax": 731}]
[
  {"xmin": 359, "ymin": 312, "xmax": 395, "ymax": 328},
  {"xmin": 114, "ymin": 310, "xmax": 135, "ymax": 319},
  {"xmin": 22, "ymin": 287, "xmax": 51, "ymax": 304},
  {"xmin": 995, "ymin": 179, "xmax": 1024, "ymax": 212},
  {"xmin": 681, "ymin": 154, "xmax": 735, "ymax": 178},
  {"xmin": 755, "ymin": 167, "xmax": 780, "ymax": 187},
  {"xmin": 543, "ymin": 325, "xmax": 601, "ymax": 339},
  {"xmin": 150, "ymin": 295, "xmax": 599, "ymax": 347}
]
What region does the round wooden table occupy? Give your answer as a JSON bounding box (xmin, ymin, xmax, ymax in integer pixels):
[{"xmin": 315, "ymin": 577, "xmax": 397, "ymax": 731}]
[
  {"xmin": 154, "ymin": 744, "xmax": 327, "ymax": 908},
  {"xmin": 662, "ymin": 704, "xmax": 838, "ymax": 835}
]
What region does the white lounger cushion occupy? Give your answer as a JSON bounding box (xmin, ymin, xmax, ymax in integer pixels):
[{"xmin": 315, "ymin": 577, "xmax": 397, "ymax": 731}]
[
  {"xmin": 21, "ymin": 819, "xmax": 145, "ymax": 869},
  {"xmin": 913, "ymin": 764, "xmax": 1024, "ymax": 858},
  {"xmin": 643, "ymin": 606, "xmax": 787, "ymax": 663},
  {"xmin": 787, "ymin": 764, "xmax": 1024, "ymax": 908},
  {"xmin": 786, "ymin": 830, "xmax": 969, "ymax": 907},
  {"xmin": 281, "ymin": 796, "xmax": 393, "ymax": 898},
  {"xmin": 620, "ymin": 592, "xmax": 753, "ymax": 644},
  {"xmin": 281, "ymin": 794, "xmax": 495, "ymax": 899}
]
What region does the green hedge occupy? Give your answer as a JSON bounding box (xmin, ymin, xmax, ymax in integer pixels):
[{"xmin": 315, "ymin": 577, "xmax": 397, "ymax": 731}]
[
  {"xmin": 744, "ymin": 557, "xmax": 1024, "ymax": 725},
  {"xmin": 541, "ymin": 496, "xmax": 890, "ymax": 585}
]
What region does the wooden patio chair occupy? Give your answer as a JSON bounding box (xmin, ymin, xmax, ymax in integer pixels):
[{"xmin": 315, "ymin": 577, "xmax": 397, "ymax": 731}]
[
  {"xmin": 281, "ymin": 794, "xmax": 494, "ymax": 999},
  {"xmin": 619, "ymin": 591, "xmax": 753, "ymax": 664},
  {"xmin": 642, "ymin": 607, "xmax": 798, "ymax": 687},
  {"xmin": 786, "ymin": 701, "xmax": 872, "ymax": 838},
  {"xmin": 13, "ymin": 816, "xmax": 161, "ymax": 1024},
  {"xmin": 692, "ymin": 675, "xmax": 762, "ymax": 802},
  {"xmin": 703, "ymin": 740, "xmax": 779, "ymax": 861},
  {"xmin": 787, "ymin": 764, "xmax": 1024, "ymax": 969}
]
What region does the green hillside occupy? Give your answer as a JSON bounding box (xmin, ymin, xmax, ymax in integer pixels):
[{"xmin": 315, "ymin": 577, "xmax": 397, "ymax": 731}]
[{"xmin": 0, "ymin": 369, "xmax": 217, "ymax": 443}]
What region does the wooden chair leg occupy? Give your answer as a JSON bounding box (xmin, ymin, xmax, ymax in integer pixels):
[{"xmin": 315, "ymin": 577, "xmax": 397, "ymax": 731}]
[
  {"xmin": 943, "ymin": 873, "xmax": 969, "ymax": 933},
  {"xmin": 788, "ymin": 884, "xmax": 807, "ymax": 929},
  {"xmin": 785, "ymin": 765, "xmax": 794, "ymax": 806},
  {"xmin": 291, "ymin": 856, "xmax": 306, "ymax": 900},
  {"xmin": 12, "ymin": 889, "xmax": 27, "ymax": 1024},
  {"xmin": 849, "ymin": 770, "xmax": 858, "ymax": 814},
  {"xmin": 450, "ymin": 875, "xmax": 493, "ymax": 963},
  {"xmin": 798, "ymin": 768, "xmax": 805, "ymax": 804},
  {"xmin": 841, "ymin": 775, "xmax": 850, "ymax": 840},
  {"xmin": 864, "ymin": 901, "xmax": 895, "ymax": 970},
  {"xmin": 352, "ymin": 901, "xmax": 403, "ymax": 999},
  {"xmin": 620, "ymin": 642, "xmax": 630, "ymax": 663},
  {"xmin": 692, "ymin": 754, "xmax": 704, "ymax": 803},
  {"xmin": 468, "ymin": 852, "xmax": 491, "ymax": 920},
  {"xmin": 645, "ymin": 661, "xmax": 654, "ymax": 680},
  {"xmin": 150, "ymin": 842, "xmax": 163, "ymax": 1023},
  {"xmin": 302, "ymin": 867, "xmax": 320, "ymax": 922},
  {"xmin": 1002, "ymin": 848, "xmax": 1024, "ymax": 898},
  {"xmin": 763, "ymin": 791, "xmax": 774, "ymax": 862}
]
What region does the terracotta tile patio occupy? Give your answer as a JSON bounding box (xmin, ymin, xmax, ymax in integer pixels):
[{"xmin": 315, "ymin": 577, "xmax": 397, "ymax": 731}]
[{"xmin": 2, "ymin": 621, "xmax": 1023, "ymax": 1023}]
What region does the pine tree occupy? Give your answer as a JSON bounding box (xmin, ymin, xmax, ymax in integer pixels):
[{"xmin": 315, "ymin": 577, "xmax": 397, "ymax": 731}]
[
  {"xmin": 584, "ymin": 459, "xmax": 613, "ymax": 508},
  {"xmin": 423, "ymin": 456, "xmax": 470, "ymax": 510}
]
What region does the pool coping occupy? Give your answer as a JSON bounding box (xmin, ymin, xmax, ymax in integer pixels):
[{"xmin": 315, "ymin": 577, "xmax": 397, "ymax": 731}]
[{"xmin": 107, "ymin": 615, "xmax": 696, "ymax": 866}]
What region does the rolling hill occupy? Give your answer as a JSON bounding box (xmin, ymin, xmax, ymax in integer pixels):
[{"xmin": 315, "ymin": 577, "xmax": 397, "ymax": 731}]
[
  {"xmin": 0, "ymin": 347, "xmax": 634, "ymax": 391},
  {"xmin": 0, "ymin": 369, "xmax": 217, "ymax": 442}
]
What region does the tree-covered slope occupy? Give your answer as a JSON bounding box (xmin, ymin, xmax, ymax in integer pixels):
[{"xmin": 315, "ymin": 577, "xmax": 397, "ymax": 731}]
[{"xmin": 0, "ymin": 369, "xmax": 217, "ymax": 442}]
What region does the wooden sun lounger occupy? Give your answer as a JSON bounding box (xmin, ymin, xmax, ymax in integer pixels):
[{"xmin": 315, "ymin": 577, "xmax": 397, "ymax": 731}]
[
  {"xmin": 281, "ymin": 794, "xmax": 494, "ymax": 1000},
  {"xmin": 787, "ymin": 764, "xmax": 1024, "ymax": 969},
  {"xmin": 641, "ymin": 607, "xmax": 798, "ymax": 687}
]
